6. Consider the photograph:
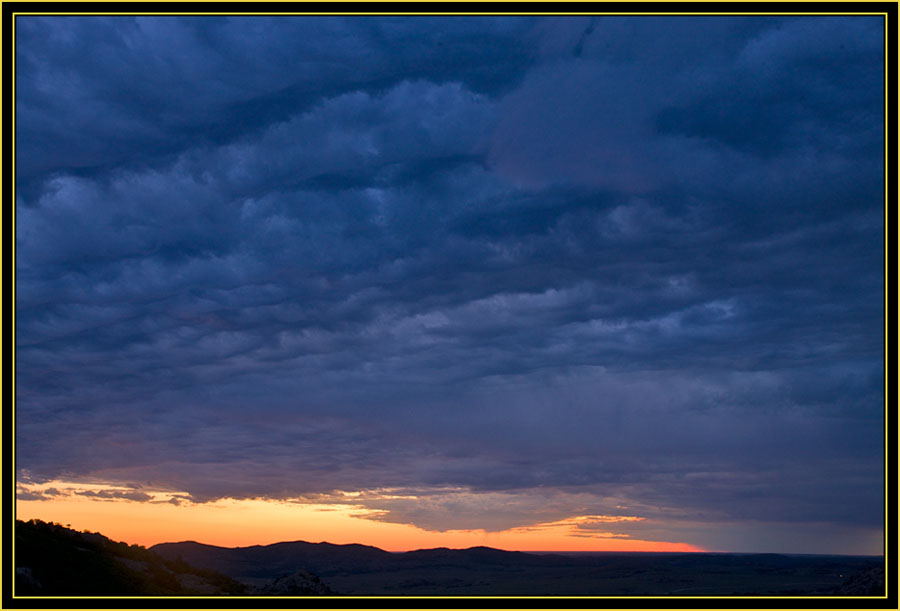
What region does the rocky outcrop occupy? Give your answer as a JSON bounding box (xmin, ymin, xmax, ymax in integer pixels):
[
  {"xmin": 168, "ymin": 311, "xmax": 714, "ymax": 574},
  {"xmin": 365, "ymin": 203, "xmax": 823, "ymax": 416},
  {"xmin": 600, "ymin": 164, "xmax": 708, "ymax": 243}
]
[
  {"xmin": 833, "ymin": 566, "xmax": 884, "ymax": 596},
  {"xmin": 256, "ymin": 569, "xmax": 337, "ymax": 595}
]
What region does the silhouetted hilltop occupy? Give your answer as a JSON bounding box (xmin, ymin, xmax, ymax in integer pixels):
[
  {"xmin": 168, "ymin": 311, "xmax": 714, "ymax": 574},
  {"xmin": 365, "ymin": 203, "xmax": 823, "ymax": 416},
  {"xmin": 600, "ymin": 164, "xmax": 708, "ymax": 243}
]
[
  {"xmin": 15, "ymin": 519, "xmax": 248, "ymax": 596},
  {"xmin": 15, "ymin": 520, "xmax": 338, "ymax": 596},
  {"xmin": 151, "ymin": 539, "xmax": 552, "ymax": 580},
  {"xmin": 152, "ymin": 539, "xmax": 393, "ymax": 580}
]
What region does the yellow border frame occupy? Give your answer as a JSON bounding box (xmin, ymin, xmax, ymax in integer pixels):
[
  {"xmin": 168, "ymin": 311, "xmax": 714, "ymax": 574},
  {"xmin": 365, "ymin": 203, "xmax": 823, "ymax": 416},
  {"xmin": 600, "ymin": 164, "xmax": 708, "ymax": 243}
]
[{"xmin": 4, "ymin": 7, "xmax": 892, "ymax": 605}]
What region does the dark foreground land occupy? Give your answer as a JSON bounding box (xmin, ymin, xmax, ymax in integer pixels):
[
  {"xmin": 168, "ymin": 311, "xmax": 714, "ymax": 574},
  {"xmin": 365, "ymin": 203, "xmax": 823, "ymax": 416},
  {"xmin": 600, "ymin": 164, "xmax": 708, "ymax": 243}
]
[
  {"xmin": 15, "ymin": 519, "xmax": 883, "ymax": 597},
  {"xmin": 15, "ymin": 520, "xmax": 331, "ymax": 596}
]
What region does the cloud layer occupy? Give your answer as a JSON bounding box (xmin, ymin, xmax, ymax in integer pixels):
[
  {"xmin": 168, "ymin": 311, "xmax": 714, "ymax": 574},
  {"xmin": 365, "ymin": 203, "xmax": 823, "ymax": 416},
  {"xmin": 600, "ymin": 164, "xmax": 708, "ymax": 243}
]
[{"xmin": 16, "ymin": 16, "xmax": 884, "ymax": 552}]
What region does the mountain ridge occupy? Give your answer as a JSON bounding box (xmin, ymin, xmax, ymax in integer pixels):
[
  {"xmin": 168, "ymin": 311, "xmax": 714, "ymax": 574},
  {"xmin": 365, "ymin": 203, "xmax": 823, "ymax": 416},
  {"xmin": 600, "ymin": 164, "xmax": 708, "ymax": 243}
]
[{"xmin": 150, "ymin": 538, "xmax": 884, "ymax": 596}]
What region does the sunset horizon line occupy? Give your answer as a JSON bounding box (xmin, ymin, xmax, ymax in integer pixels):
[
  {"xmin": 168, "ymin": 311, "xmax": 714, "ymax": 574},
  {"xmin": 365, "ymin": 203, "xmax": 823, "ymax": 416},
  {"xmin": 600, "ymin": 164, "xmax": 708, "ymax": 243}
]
[{"xmin": 19, "ymin": 516, "xmax": 887, "ymax": 559}]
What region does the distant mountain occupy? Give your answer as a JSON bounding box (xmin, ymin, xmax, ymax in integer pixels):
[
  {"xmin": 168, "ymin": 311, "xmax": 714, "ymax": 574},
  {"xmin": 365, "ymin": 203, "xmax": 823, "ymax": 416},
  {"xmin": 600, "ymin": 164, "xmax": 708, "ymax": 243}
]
[
  {"xmin": 151, "ymin": 539, "xmax": 395, "ymax": 581},
  {"xmin": 151, "ymin": 539, "xmax": 885, "ymax": 597}
]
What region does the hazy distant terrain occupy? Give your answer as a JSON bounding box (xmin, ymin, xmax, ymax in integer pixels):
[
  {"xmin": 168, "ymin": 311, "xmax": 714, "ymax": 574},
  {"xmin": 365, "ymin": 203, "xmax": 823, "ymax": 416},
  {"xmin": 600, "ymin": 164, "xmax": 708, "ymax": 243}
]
[{"xmin": 152, "ymin": 539, "xmax": 884, "ymax": 597}]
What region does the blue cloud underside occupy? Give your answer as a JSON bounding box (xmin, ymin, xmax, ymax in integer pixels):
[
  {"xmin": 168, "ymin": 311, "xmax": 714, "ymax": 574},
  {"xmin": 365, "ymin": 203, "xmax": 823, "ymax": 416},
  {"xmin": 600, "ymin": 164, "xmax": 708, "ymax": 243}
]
[{"xmin": 15, "ymin": 16, "xmax": 884, "ymax": 553}]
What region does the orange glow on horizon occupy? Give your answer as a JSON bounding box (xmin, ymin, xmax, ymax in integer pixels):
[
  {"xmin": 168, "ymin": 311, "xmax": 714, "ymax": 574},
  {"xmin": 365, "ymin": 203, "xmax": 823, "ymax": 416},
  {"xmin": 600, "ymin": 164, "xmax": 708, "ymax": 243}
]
[{"xmin": 16, "ymin": 482, "xmax": 704, "ymax": 553}]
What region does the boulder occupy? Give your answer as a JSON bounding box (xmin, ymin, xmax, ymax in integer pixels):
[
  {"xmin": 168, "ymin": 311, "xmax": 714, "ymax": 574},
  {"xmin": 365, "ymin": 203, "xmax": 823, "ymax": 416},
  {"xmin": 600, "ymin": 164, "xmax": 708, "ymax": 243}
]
[{"xmin": 257, "ymin": 569, "xmax": 336, "ymax": 595}]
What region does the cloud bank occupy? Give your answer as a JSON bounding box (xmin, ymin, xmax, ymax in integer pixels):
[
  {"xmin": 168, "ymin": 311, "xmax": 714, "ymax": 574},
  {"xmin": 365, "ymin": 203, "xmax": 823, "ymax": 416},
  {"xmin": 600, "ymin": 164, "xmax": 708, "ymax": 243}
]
[{"xmin": 16, "ymin": 15, "xmax": 884, "ymax": 552}]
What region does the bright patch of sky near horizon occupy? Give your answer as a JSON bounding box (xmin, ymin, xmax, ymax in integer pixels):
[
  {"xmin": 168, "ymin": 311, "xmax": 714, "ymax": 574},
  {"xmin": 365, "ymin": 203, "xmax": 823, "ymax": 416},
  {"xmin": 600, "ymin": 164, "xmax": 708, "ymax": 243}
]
[
  {"xmin": 17, "ymin": 480, "xmax": 704, "ymax": 552},
  {"xmin": 15, "ymin": 15, "xmax": 884, "ymax": 555},
  {"xmin": 15, "ymin": 480, "xmax": 882, "ymax": 555}
]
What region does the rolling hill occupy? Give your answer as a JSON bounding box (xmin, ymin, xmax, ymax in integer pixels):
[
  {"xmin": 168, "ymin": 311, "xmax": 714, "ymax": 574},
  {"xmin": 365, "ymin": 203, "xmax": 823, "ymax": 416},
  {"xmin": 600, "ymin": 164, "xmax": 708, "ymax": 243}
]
[{"xmin": 151, "ymin": 539, "xmax": 884, "ymax": 596}]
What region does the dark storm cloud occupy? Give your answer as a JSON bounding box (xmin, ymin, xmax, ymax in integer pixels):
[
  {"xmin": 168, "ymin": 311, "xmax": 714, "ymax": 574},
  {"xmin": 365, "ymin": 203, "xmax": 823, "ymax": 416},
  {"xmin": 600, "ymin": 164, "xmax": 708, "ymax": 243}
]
[
  {"xmin": 14, "ymin": 16, "xmax": 534, "ymax": 197},
  {"xmin": 16, "ymin": 15, "xmax": 883, "ymax": 550}
]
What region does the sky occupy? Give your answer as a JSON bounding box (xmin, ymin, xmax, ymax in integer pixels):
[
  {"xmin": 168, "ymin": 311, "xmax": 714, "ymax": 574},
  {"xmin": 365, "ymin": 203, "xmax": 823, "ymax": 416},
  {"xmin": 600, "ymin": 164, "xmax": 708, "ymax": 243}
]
[{"xmin": 15, "ymin": 15, "xmax": 885, "ymax": 555}]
